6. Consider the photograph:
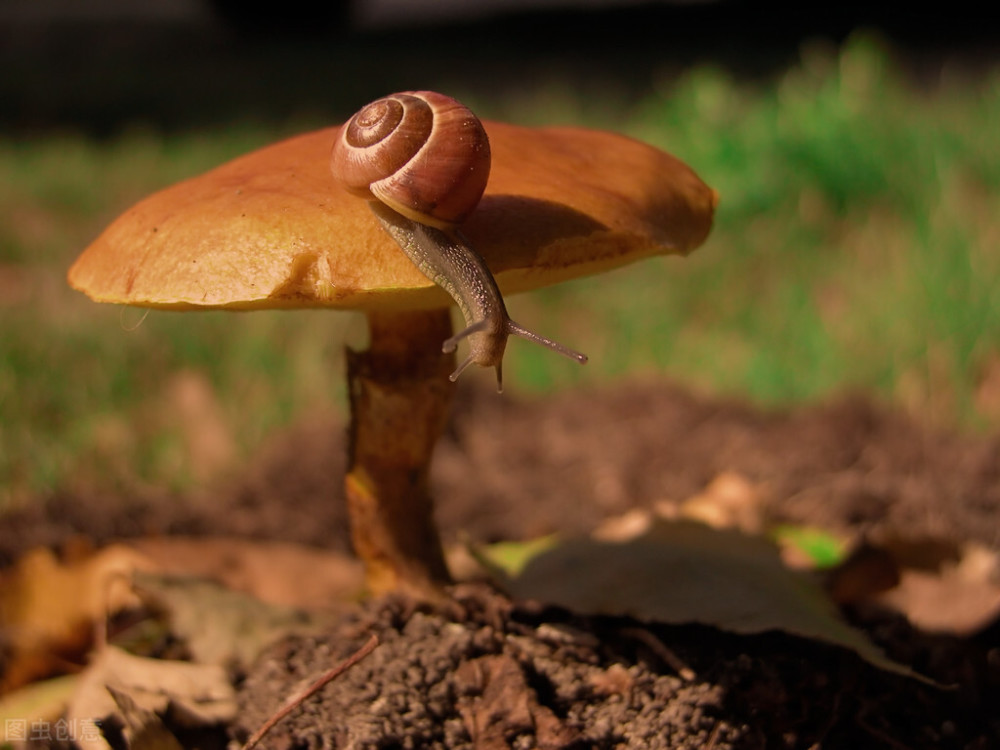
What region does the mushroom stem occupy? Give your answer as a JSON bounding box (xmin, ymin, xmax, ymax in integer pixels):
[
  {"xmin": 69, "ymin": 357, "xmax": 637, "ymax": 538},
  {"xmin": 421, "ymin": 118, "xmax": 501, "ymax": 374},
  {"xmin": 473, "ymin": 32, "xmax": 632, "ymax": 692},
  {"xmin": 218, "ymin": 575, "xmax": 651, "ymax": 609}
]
[{"xmin": 344, "ymin": 307, "xmax": 455, "ymax": 597}]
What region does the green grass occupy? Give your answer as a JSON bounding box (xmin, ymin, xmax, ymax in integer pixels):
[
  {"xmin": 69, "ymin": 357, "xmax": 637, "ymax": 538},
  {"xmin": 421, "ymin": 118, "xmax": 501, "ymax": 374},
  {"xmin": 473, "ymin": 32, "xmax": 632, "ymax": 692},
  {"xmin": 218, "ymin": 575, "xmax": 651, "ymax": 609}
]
[
  {"xmin": 2, "ymin": 34, "xmax": 999, "ymax": 507},
  {"xmin": 508, "ymin": 34, "xmax": 1000, "ymax": 418}
]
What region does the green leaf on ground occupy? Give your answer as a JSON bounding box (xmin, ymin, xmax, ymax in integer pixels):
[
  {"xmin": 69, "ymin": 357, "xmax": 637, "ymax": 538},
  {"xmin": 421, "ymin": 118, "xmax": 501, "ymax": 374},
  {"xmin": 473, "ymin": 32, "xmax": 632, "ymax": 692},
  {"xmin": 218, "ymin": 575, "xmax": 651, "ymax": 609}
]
[
  {"xmin": 772, "ymin": 524, "xmax": 848, "ymax": 568},
  {"xmin": 471, "ymin": 534, "xmax": 560, "ymax": 579}
]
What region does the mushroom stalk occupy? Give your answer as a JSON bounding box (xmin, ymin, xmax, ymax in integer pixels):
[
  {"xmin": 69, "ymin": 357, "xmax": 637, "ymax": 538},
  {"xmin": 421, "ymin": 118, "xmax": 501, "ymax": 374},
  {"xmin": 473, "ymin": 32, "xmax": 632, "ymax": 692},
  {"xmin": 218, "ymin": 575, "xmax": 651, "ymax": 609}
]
[{"xmin": 344, "ymin": 307, "xmax": 454, "ymax": 596}]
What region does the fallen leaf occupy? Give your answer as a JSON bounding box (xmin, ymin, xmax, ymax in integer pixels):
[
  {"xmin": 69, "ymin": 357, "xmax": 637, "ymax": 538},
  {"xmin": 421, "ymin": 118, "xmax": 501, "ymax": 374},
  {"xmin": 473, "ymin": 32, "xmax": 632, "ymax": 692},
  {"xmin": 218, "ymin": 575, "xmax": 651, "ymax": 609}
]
[
  {"xmin": 494, "ymin": 520, "xmax": 931, "ymax": 682},
  {"xmin": 773, "ymin": 524, "xmax": 849, "ymax": 569},
  {"xmin": 105, "ymin": 684, "xmax": 184, "ymax": 750},
  {"xmin": 125, "ymin": 536, "xmax": 364, "ymax": 610},
  {"xmin": 825, "ymin": 543, "xmax": 901, "ymax": 604},
  {"xmin": 875, "ymin": 533, "xmax": 963, "ymax": 572},
  {"xmin": 592, "ymin": 509, "xmax": 653, "ymax": 542},
  {"xmin": 471, "ymin": 535, "xmax": 560, "ymax": 579},
  {"xmin": 0, "ymin": 545, "xmax": 153, "ymax": 692},
  {"xmin": 133, "ymin": 572, "xmax": 326, "ymax": 671},
  {"xmin": 678, "ymin": 472, "xmax": 764, "ymax": 533},
  {"xmin": 876, "ymin": 542, "xmax": 1000, "ymax": 635},
  {"xmin": 66, "ymin": 645, "xmax": 235, "ymax": 750},
  {"xmin": 0, "ymin": 674, "xmax": 78, "ymax": 736}
]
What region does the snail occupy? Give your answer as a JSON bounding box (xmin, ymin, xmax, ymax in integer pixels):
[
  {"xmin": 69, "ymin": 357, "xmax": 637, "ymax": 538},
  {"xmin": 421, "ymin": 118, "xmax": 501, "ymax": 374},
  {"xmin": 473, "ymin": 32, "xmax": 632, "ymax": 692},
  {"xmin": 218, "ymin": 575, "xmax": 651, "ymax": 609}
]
[{"xmin": 330, "ymin": 90, "xmax": 587, "ymax": 391}]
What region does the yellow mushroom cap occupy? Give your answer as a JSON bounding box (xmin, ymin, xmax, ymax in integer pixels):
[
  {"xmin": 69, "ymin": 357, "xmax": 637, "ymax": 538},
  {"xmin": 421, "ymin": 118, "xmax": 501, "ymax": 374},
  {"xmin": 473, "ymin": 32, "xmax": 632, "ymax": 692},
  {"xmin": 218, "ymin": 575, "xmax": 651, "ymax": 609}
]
[{"xmin": 68, "ymin": 122, "xmax": 717, "ymax": 311}]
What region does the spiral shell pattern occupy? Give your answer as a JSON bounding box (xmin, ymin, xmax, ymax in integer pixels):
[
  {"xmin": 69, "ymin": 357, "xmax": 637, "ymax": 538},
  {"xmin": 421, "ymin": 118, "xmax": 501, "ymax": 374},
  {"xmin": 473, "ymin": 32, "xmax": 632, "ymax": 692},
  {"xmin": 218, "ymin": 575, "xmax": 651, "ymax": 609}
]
[{"xmin": 330, "ymin": 91, "xmax": 491, "ymax": 229}]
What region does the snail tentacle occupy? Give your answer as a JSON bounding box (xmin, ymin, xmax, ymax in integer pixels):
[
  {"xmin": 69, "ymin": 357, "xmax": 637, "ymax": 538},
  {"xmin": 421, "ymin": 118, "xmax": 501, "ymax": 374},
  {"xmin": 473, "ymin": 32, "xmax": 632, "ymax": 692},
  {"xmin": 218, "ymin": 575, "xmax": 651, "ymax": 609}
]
[
  {"xmin": 506, "ymin": 321, "xmax": 588, "ymax": 365},
  {"xmin": 449, "ymin": 353, "xmax": 481, "ymax": 386},
  {"xmin": 442, "ymin": 319, "xmax": 488, "ymax": 354}
]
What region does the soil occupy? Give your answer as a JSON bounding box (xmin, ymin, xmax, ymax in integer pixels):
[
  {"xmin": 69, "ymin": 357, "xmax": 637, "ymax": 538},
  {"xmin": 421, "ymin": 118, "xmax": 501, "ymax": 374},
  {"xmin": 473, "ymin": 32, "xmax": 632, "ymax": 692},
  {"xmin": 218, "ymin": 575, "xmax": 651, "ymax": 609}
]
[
  {"xmin": 230, "ymin": 589, "xmax": 996, "ymax": 750},
  {"xmin": 3, "ymin": 380, "xmax": 1000, "ymax": 748}
]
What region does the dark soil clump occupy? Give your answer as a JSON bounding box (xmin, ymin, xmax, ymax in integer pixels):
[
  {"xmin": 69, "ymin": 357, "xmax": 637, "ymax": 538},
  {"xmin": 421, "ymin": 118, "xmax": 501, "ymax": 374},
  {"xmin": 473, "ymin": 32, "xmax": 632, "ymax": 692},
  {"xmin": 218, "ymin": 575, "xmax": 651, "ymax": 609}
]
[{"xmin": 233, "ymin": 587, "xmax": 998, "ymax": 749}]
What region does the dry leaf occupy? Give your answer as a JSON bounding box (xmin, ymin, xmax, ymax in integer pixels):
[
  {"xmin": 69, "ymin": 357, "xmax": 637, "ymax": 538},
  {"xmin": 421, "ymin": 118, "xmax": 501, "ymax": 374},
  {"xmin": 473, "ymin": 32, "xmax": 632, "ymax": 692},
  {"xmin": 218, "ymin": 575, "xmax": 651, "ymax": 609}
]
[
  {"xmin": 828, "ymin": 535, "xmax": 1000, "ymax": 635},
  {"xmin": 0, "ymin": 674, "xmax": 79, "ymax": 741},
  {"xmin": 678, "ymin": 472, "xmax": 764, "ymax": 533},
  {"xmin": 66, "ymin": 645, "xmax": 235, "ymax": 750},
  {"xmin": 126, "ymin": 536, "xmax": 365, "ymax": 609},
  {"xmin": 876, "ymin": 542, "xmax": 1000, "ymax": 635},
  {"xmin": 825, "ymin": 544, "xmax": 901, "ymax": 604},
  {"xmin": 592, "ymin": 509, "xmax": 654, "ymax": 542},
  {"xmin": 105, "ymin": 684, "xmax": 184, "ymax": 750},
  {"xmin": 133, "ymin": 572, "xmax": 325, "ymax": 671},
  {"xmin": 0, "ymin": 545, "xmax": 153, "ymax": 692}
]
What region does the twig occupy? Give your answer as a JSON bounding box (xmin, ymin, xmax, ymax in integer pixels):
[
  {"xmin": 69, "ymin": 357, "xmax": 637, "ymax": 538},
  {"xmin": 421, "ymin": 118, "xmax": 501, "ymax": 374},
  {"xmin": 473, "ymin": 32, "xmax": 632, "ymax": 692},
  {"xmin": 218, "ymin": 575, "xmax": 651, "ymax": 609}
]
[
  {"xmin": 705, "ymin": 721, "xmax": 723, "ymax": 750},
  {"xmin": 242, "ymin": 633, "xmax": 379, "ymax": 750},
  {"xmin": 620, "ymin": 626, "xmax": 696, "ymax": 681},
  {"xmin": 856, "ymin": 712, "xmax": 913, "ymax": 750}
]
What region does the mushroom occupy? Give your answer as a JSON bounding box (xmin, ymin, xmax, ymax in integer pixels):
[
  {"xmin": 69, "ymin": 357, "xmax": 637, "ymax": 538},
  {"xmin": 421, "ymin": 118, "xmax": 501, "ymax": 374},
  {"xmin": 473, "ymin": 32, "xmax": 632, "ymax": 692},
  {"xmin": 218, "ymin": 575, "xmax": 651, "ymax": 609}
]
[{"xmin": 68, "ymin": 91, "xmax": 717, "ymax": 598}]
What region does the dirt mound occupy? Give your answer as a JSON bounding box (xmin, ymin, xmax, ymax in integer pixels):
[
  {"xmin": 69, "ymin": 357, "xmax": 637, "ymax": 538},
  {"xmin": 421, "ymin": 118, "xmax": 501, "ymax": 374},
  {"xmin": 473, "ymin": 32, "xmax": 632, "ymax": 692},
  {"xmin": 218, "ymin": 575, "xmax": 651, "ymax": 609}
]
[
  {"xmin": 232, "ymin": 587, "xmax": 995, "ymax": 749},
  {"xmin": 2, "ymin": 380, "xmax": 998, "ymax": 747}
]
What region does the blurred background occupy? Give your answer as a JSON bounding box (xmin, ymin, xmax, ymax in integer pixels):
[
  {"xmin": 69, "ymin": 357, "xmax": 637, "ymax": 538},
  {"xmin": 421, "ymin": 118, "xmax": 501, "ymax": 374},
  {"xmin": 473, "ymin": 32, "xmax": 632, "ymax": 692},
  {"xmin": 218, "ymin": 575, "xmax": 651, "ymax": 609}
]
[{"xmin": 1, "ymin": 1, "xmax": 998, "ymax": 511}]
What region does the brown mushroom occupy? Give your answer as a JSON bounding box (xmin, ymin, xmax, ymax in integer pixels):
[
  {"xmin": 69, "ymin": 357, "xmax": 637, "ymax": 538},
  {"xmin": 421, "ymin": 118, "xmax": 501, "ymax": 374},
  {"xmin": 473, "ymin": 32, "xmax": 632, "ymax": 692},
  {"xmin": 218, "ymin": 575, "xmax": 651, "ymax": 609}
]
[{"xmin": 68, "ymin": 92, "xmax": 716, "ymax": 598}]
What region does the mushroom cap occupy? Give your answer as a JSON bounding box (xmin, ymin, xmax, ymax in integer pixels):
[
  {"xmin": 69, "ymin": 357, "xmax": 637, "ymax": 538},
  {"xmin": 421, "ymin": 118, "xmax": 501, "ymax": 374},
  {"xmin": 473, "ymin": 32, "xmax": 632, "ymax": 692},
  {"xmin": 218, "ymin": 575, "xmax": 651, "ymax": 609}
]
[{"xmin": 68, "ymin": 122, "xmax": 717, "ymax": 311}]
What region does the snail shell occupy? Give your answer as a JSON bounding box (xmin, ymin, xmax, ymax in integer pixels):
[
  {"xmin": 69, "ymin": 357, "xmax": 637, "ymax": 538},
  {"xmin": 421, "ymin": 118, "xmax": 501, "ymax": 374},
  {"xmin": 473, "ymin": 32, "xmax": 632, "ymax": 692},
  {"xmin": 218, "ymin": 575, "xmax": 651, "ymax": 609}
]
[{"xmin": 330, "ymin": 91, "xmax": 491, "ymax": 230}]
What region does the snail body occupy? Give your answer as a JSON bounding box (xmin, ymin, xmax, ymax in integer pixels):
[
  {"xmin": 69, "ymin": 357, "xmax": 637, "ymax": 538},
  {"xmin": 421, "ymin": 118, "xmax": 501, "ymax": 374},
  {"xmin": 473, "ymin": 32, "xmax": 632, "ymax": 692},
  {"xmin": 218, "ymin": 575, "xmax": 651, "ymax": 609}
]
[{"xmin": 331, "ymin": 91, "xmax": 586, "ymax": 389}]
